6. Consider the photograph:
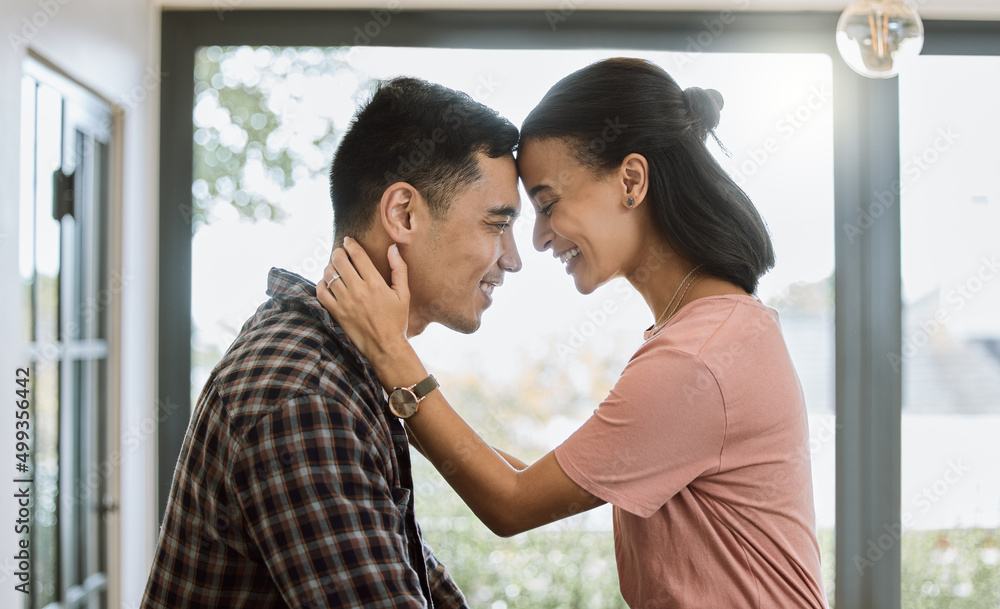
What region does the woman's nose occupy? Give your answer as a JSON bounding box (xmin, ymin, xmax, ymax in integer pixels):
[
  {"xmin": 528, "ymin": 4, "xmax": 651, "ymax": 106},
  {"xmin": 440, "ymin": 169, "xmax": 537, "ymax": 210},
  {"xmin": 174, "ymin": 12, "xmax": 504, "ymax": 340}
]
[{"xmin": 533, "ymin": 214, "xmax": 553, "ymax": 253}]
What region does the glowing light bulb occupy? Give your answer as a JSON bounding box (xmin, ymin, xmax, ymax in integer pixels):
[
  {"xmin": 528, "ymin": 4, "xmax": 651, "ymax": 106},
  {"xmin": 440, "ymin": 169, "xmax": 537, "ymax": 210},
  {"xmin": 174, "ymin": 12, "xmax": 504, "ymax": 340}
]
[{"xmin": 836, "ymin": 0, "xmax": 924, "ymax": 79}]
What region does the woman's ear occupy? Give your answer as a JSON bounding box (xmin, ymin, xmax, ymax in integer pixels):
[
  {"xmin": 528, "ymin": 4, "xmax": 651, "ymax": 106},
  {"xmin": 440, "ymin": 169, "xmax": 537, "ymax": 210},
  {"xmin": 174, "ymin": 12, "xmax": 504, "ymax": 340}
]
[
  {"xmin": 380, "ymin": 182, "xmax": 423, "ymax": 244},
  {"xmin": 620, "ymin": 153, "xmax": 650, "ymax": 209}
]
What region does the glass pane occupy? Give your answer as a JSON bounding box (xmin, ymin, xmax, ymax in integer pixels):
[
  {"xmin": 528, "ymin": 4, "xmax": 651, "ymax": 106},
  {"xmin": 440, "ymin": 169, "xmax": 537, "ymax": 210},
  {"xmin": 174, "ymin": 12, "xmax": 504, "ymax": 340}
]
[
  {"xmin": 35, "ymin": 83, "xmax": 62, "ymax": 347},
  {"xmin": 20, "ymin": 76, "xmax": 36, "ymax": 344},
  {"xmin": 32, "ymin": 356, "xmax": 60, "ymax": 606},
  {"xmin": 94, "ymin": 140, "xmax": 110, "ymax": 342},
  {"xmin": 77, "ymin": 356, "xmax": 106, "ymax": 583},
  {"xmin": 66, "ymin": 133, "xmax": 86, "ymax": 343},
  {"xmin": 191, "ymin": 46, "xmax": 835, "ymax": 605},
  {"xmin": 900, "ymin": 55, "xmax": 1000, "ymax": 607},
  {"xmin": 95, "ymin": 357, "xmax": 110, "ymax": 602},
  {"xmin": 71, "ymin": 131, "xmax": 109, "ymax": 343},
  {"xmin": 69, "ymin": 358, "xmax": 88, "ymax": 588}
]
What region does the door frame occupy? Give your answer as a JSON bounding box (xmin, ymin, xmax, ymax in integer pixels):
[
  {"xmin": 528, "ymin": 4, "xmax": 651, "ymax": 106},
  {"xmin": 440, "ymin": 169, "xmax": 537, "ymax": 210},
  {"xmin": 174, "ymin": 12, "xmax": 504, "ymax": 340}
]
[{"xmin": 22, "ymin": 52, "xmax": 122, "ymax": 609}]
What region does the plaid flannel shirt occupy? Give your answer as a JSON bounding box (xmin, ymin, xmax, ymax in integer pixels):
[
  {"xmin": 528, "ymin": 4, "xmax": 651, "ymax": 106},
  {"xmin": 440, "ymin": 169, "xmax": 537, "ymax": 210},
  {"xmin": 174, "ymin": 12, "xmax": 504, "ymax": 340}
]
[{"xmin": 141, "ymin": 268, "xmax": 467, "ymax": 609}]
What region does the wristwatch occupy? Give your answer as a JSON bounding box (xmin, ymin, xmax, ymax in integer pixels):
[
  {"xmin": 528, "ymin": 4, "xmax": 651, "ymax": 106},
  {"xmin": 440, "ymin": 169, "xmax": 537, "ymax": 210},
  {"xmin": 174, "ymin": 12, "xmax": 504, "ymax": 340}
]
[{"xmin": 387, "ymin": 374, "xmax": 439, "ymax": 419}]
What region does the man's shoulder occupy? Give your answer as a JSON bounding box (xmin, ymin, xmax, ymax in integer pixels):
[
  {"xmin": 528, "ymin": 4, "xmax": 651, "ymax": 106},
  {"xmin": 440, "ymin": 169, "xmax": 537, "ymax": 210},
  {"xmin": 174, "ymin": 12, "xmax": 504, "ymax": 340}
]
[
  {"xmin": 221, "ymin": 302, "xmax": 345, "ymax": 383},
  {"xmin": 205, "ymin": 298, "xmax": 383, "ymax": 433}
]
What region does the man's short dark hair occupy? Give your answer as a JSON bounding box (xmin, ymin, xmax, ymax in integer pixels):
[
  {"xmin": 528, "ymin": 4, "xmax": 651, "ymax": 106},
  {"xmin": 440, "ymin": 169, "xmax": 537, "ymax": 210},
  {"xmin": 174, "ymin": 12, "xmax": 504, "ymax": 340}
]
[{"xmin": 330, "ymin": 77, "xmax": 519, "ymax": 239}]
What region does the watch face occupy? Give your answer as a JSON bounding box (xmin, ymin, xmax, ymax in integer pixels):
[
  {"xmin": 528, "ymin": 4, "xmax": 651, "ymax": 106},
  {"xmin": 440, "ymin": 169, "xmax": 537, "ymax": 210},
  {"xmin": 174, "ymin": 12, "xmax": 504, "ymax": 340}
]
[{"xmin": 389, "ymin": 388, "xmax": 419, "ymax": 418}]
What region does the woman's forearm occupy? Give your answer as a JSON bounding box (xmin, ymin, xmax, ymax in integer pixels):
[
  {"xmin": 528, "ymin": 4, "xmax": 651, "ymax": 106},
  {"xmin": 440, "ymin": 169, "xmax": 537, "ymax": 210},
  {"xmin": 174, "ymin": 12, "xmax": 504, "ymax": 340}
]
[
  {"xmin": 407, "ymin": 426, "xmax": 526, "ymax": 471},
  {"xmin": 377, "ymin": 343, "xmax": 603, "ymax": 536},
  {"xmin": 378, "ymin": 345, "xmax": 526, "ymax": 535}
]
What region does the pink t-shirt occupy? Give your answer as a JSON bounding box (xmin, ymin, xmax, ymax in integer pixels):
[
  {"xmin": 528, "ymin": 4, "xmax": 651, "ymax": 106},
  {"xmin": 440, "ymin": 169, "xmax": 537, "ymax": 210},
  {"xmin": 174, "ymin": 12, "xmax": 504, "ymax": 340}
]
[{"xmin": 555, "ymin": 295, "xmax": 828, "ymax": 609}]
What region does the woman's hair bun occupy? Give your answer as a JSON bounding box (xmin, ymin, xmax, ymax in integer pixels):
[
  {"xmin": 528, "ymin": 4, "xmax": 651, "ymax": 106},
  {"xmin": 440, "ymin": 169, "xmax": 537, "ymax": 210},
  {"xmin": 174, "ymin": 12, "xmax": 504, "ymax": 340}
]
[{"xmin": 683, "ymin": 87, "xmax": 724, "ymax": 134}]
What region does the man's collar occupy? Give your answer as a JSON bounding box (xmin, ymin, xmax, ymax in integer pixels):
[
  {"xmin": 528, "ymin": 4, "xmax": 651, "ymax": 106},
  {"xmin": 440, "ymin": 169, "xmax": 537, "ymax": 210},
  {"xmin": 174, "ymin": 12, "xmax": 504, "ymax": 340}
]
[
  {"xmin": 266, "ymin": 267, "xmax": 327, "ymax": 313},
  {"xmin": 265, "ymin": 267, "xmax": 379, "ymax": 387}
]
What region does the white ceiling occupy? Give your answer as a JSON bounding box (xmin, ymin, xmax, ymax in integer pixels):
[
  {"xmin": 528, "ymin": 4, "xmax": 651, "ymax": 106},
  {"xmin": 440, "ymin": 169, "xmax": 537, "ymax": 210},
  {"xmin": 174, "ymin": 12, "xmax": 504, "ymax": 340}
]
[{"xmin": 157, "ymin": 0, "xmax": 1000, "ymax": 21}]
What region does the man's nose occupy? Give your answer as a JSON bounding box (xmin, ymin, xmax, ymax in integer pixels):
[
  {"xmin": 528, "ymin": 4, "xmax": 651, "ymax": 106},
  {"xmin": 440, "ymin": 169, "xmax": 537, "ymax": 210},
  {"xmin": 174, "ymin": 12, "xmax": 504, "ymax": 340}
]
[{"xmin": 499, "ymin": 228, "xmax": 522, "ymax": 273}]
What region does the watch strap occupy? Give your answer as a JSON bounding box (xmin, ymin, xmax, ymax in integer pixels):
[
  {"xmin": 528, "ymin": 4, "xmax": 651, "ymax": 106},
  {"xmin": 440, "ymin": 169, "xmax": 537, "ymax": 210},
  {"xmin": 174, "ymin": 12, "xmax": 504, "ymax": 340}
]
[{"xmin": 412, "ymin": 374, "xmax": 439, "ymax": 401}]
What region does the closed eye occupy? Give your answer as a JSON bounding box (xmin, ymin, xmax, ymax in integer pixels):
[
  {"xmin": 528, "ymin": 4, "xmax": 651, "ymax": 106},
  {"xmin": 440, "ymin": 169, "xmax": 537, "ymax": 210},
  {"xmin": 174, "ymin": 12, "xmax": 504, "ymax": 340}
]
[
  {"xmin": 492, "ymin": 222, "xmax": 510, "ymax": 235},
  {"xmin": 539, "ymin": 200, "xmax": 558, "ymax": 217}
]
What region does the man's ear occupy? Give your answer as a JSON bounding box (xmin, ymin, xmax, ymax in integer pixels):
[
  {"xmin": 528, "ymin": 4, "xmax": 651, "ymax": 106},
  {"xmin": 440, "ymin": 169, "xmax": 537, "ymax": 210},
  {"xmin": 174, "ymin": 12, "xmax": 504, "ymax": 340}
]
[
  {"xmin": 620, "ymin": 153, "xmax": 650, "ymax": 209},
  {"xmin": 380, "ymin": 182, "xmax": 425, "ymax": 244}
]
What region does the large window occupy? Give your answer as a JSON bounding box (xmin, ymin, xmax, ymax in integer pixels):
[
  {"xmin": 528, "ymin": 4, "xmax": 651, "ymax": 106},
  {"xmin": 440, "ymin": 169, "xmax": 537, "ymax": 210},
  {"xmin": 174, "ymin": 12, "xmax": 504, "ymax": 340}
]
[
  {"xmin": 187, "ymin": 45, "xmax": 836, "ymax": 606},
  {"xmin": 159, "ymin": 10, "xmax": 1000, "ymax": 608},
  {"xmin": 899, "ymin": 55, "xmax": 1000, "ymax": 607}
]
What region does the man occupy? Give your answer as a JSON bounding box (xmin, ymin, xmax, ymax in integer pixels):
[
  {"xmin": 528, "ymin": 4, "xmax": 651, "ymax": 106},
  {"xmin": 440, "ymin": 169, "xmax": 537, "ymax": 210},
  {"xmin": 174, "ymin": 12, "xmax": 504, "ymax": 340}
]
[{"xmin": 141, "ymin": 77, "xmax": 522, "ymax": 608}]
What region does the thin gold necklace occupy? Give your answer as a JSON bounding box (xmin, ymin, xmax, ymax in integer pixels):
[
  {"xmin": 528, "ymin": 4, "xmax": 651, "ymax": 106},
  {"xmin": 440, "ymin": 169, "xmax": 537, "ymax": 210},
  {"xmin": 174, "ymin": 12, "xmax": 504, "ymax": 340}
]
[{"xmin": 652, "ymin": 265, "xmax": 703, "ymax": 331}]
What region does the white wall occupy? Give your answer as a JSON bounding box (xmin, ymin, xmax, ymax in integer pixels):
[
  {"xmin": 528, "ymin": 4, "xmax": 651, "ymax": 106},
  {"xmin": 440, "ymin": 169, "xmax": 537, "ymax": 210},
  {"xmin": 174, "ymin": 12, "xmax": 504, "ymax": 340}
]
[{"xmin": 0, "ymin": 1, "xmax": 160, "ymax": 607}]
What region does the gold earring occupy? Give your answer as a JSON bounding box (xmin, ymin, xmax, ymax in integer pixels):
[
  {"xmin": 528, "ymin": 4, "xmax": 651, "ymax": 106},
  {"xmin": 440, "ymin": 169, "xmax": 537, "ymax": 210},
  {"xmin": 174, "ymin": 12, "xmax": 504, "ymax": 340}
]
[{"xmin": 626, "ymin": 197, "xmax": 635, "ymax": 208}]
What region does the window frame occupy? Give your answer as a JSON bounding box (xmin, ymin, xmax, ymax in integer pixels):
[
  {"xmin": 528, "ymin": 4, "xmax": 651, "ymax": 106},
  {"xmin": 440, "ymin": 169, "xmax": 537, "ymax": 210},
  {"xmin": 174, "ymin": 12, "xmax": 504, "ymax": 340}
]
[{"xmin": 157, "ymin": 10, "xmax": 1000, "ymax": 608}]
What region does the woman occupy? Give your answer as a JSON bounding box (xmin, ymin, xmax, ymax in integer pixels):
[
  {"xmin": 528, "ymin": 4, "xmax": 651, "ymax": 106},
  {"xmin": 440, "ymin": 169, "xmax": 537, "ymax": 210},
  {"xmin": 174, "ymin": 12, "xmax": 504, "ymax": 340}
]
[{"xmin": 318, "ymin": 57, "xmax": 828, "ymax": 608}]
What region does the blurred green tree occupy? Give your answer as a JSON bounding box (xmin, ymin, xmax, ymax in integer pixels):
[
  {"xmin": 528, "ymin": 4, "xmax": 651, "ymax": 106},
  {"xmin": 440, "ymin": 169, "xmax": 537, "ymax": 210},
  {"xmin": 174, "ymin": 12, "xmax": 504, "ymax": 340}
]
[{"xmin": 190, "ymin": 46, "xmax": 366, "ymax": 232}]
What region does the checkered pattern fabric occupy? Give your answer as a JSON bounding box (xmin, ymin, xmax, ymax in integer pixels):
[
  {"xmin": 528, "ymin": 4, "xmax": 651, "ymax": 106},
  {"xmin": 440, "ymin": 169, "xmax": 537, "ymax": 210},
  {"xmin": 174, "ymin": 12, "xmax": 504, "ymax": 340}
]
[{"xmin": 141, "ymin": 268, "xmax": 466, "ymax": 609}]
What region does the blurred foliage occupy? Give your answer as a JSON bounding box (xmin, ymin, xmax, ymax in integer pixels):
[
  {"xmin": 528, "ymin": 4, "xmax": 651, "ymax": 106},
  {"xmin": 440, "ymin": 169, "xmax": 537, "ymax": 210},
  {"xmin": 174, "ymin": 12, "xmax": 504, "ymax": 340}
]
[
  {"xmin": 902, "ymin": 529, "xmax": 1000, "ymax": 608},
  {"xmin": 190, "ymin": 46, "xmax": 367, "ymax": 232},
  {"xmin": 819, "ymin": 528, "xmax": 836, "ymax": 604}
]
